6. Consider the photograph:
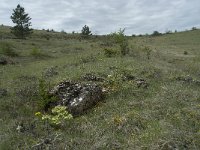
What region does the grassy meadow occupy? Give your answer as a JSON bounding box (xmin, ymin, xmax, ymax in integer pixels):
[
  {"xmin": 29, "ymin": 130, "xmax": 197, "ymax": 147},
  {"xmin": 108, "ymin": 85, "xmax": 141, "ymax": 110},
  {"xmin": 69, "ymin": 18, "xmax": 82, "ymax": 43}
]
[{"xmin": 0, "ymin": 25, "xmax": 200, "ymax": 149}]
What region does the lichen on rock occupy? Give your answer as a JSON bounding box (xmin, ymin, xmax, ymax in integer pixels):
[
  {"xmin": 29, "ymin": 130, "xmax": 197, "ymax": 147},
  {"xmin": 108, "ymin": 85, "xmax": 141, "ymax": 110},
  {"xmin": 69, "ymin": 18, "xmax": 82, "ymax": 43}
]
[{"xmin": 49, "ymin": 81, "xmax": 104, "ymax": 115}]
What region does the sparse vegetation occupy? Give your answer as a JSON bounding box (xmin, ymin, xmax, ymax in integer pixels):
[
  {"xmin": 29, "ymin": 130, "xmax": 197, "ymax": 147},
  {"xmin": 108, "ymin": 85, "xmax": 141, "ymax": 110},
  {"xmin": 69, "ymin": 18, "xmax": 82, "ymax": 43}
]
[
  {"xmin": 0, "ymin": 24, "xmax": 200, "ymax": 149},
  {"xmin": 37, "ymin": 105, "xmax": 73, "ymax": 127},
  {"xmin": 103, "ymin": 48, "xmax": 118, "ymax": 57},
  {"xmin": 0, "ymin": 41, "xmax": 18, "ymax": 56},
  {"xmin": 30, "ymin": 47, "xmax": 47, "ymax": 58},
  {"xmin": 144, "ymin": 46, "xmax": 152, "ymax": 60}
]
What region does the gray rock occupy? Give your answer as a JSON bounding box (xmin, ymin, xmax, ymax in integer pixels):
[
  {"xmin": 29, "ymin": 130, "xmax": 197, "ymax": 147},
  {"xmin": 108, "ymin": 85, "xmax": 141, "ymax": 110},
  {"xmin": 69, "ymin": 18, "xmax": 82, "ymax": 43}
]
[
  {"xmin": 43, "ymin": 66, "xmax": 58, "ymax": 77},
  {"xmin": 135, "ymin": 79, "xmax": 149, "ymax": 88},
  {"xmin": 49, "ymin": 81, "xmax": 104, "ymax": 115}
]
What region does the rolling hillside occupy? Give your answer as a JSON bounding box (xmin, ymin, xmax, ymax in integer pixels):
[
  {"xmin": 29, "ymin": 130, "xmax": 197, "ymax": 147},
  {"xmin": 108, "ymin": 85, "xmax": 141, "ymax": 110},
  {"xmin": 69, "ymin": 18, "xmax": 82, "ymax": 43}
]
[{"xmin": 0, "ymin": 25, "xmax": 200, "ymax": 149}]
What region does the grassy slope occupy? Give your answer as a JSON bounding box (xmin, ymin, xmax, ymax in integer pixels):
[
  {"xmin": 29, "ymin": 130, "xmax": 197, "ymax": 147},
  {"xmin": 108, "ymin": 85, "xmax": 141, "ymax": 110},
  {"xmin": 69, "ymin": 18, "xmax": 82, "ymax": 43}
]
[{"xmin": 0, "ymin": 26, "xmax": 200, "ymax": 149}]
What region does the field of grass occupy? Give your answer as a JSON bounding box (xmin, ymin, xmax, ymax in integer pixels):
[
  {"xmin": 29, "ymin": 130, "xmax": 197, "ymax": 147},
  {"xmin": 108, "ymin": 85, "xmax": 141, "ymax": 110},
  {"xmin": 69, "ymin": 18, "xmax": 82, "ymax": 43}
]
[{"xmin": 0, "ymin": 25, "xmax": 200, "ymax": 149}]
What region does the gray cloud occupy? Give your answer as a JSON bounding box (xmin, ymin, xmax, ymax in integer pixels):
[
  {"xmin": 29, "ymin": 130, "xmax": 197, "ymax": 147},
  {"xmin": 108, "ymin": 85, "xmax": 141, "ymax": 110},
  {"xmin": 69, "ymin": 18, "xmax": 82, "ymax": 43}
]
[{"xmin": 0, "ymin": 0, "xmax": 199, "ymax": 35}]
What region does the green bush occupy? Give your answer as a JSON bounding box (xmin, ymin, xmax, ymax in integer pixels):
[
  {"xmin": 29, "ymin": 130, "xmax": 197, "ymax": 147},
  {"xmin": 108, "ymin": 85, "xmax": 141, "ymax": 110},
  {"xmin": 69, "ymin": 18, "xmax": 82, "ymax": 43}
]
[
  {"xmin": 192, "ymin": 27, "xmax": 197, "ymax": 30},
  {"xmin": 80, "ymin": 54, "xmax": 97, "ymax": 63},
  {"xmin": 144, "ymin": 46, "xmax": 152, "ymax": 60},
  {"xmin": 151, "ymin": 31, "xmax": 162, "ymax": 36},
  {"xmin": 103, "ymin": 67, "xmax": 136, "ymax": 92},
  {"xmin": 81, "ymin": 25, "xmax": 92, "ymax": 37},
  {"xmin": 36, "ymin": 106, "xmax": 73, "ymax": 127},
  {"xmin": 30, "ymin": 47, "xmax": 44, "ymax": 58},
  {"xmin": 0, "ymin": 42, "xmax": 18, "ymax": 56},
  {"xmin": 42, "ymin": 34, "xmax": 50, "ymax": 40},
  {"xmin": 104, "ymin": 48, "xmax": 118, "ymax": 57},
  {"xmin": 111, "ymin": 28, "xmax": 129, "ymax": 56},
  {"xmin": 184, "ymin": 51, "xmax": 188, "ymax": 55},
  {"xmin": 38, "ymin": 79, "xmax": 57, "ymax": 111}
]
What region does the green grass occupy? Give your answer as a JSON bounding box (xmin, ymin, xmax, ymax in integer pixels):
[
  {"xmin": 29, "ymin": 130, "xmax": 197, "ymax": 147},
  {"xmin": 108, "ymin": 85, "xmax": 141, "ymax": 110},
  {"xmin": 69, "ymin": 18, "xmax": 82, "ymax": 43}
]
[{"xmin": 0, "ymin": 26, "xmax": 200, "ymax": 149}]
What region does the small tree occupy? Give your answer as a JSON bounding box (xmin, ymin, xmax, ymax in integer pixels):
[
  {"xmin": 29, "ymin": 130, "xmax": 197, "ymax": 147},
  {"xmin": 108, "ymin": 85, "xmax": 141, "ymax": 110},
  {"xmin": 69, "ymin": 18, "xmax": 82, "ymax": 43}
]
[
  {"xmin": 112, "ymin": 28, "xmax": 129, "ymax": 56},
  {"xmin": 151, "ymin": 31, "xmax": 161, "ymax": 36},
  {"xmin": 81, "ymin": 25, "xmax": 92, "ymax": 36},
  {"xmin": 10, "ymin": 4, "xmax": 32, "ymax": 39}
]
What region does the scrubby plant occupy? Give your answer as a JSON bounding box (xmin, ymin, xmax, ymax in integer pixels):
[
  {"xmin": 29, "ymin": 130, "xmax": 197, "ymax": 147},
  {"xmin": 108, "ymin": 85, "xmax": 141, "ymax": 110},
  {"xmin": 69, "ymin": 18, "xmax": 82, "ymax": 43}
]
[
  {"xmin": 103, "ymin": 67, "xmax": 136, "ymax": 92},
  {"xmin": 192, "ymin": 27, "xmax": 197, "ymax": 30},
  {"xmin": 113, "ymin": 115, "xmax": 126, "ymax": 126},
  {"xmin": 43, "ymin": 34, "xmax": 50, "ymax": 40},
  {"xmin": 36, "ymin": 105, "xmax": 73, "ymax": 127},
  {"xmin": 152, "ymin": 31, "xmax": 162, "ymax": 36},
  {"xmin": 61, "ymin": 30, "xmax": 66, "ymax": 34},
  {"xmin": 103, "ymin": 74, "xmax": 121, "ymax": 92},
  {"xmin": 184, "ymin": 51, "xmax": 188, "ymax": 55},
  {"xmin": 38, "ymin": 79, "xmax": 57, "ymax": 111},
  {"xmin": 30, "ymin": 47, "xmax": 44, "ymax": 58},
  {"xmin": 80, "ymin": 54, "xmax": 97, "ymax": 64},
  {"xmin": 103, "ymin": 48, "xmax": 118, "ymax": 57},
  {"xmin": 165, "ymin": 30, "xmax": 172, "ymax": 34},
  {"xmin": 111, "ymin": 28, "xmax": 129, "ymax": 56},
  {"xmin": 0, "ymin": 42, "xmax": 18, "ymax": 56},
  {"xmin": 132, "ymin": 34, "xmax": 136, "ymax": 37},
  {"xmin": 144, "ymin": 46, "xmax": 152, "ymax": 60}
]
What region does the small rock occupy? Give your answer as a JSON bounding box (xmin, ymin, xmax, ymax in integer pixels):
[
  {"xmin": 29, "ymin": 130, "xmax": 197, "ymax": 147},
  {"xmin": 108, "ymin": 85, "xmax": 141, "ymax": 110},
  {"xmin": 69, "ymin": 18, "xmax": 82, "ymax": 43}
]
[
  {"xmin": 184, "ymin": 75, "xmax": 193, "ymax": 82},
  {"xmin": 16, "ymin": 123, "xmax": 25, "ymax": 133},
  {"xmin": 43, "ymin": 66, "xmax": 58, "ymax": 77},
  {"xmin": 135, "ymin": 79, "xmax": 148, "ymax": 88}
]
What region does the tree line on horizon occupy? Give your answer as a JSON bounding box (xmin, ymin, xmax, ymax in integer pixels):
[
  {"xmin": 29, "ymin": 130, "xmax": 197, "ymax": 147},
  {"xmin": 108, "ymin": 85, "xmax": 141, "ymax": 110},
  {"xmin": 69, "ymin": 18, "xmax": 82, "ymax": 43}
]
[
  {"xmin": 9, "ymin": 4, "xmax": 199, "ymax": 39},
  {"xmin": 10, "ymin": 4, "xmax": 92, "ymax": 39}
]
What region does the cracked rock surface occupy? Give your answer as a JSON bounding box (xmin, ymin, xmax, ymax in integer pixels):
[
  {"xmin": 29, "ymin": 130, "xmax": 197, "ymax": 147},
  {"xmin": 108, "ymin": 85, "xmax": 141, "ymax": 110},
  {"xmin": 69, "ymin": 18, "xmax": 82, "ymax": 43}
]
[{"xmin": 49, "ymin": 81, "xmax": 104, "ymax": 115}]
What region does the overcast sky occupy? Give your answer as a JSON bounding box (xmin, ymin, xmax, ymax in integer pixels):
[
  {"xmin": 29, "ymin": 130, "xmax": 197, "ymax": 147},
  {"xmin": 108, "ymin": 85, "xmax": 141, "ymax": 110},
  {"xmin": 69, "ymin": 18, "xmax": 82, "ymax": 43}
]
[{"xmin": 0, "ymin": 0, "xmax": 200, "ymax": 35}]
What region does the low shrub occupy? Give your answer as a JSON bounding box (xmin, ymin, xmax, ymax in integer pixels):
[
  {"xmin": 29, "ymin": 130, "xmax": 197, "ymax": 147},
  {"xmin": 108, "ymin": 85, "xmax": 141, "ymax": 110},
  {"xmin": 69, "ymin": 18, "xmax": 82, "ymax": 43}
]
[
  {"xmin": 111, "ymin": 28, "xmax": 129, "ymax": 56},
  {"xmin": 80, "ymin": 54, "xmax": 97, "ymax": 63},
  {"xmin": 151, "ymin": 31, "xmax": 162, "ymax": 36},
  {"xmin": 38, "ymin": 79, "xmax": 57, "ymax": 111},
  {"xmin": 0, "ymin": 42, "xmax": 18, "ymax": 56},
  {"xmin": 144, "ymin": 46, "xmax": 152, "ymax": 60},
  {"xmin": 35, "ymin": 105, "xmax": 73, "ymax": 127},
  {"xmin": 30, "ymin": 47, "xmax": 45, "ymax": 58},
  {"xmin": 184, "ymin": 51, "xmax": 188, "ymax": 55},
  {"xmin": 104, "ymin": 48, "xmax": 118, "ymax": 57},
  {"xmin": 103, "ymin": 67, "xmax": 136, "ymax": 92}
]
